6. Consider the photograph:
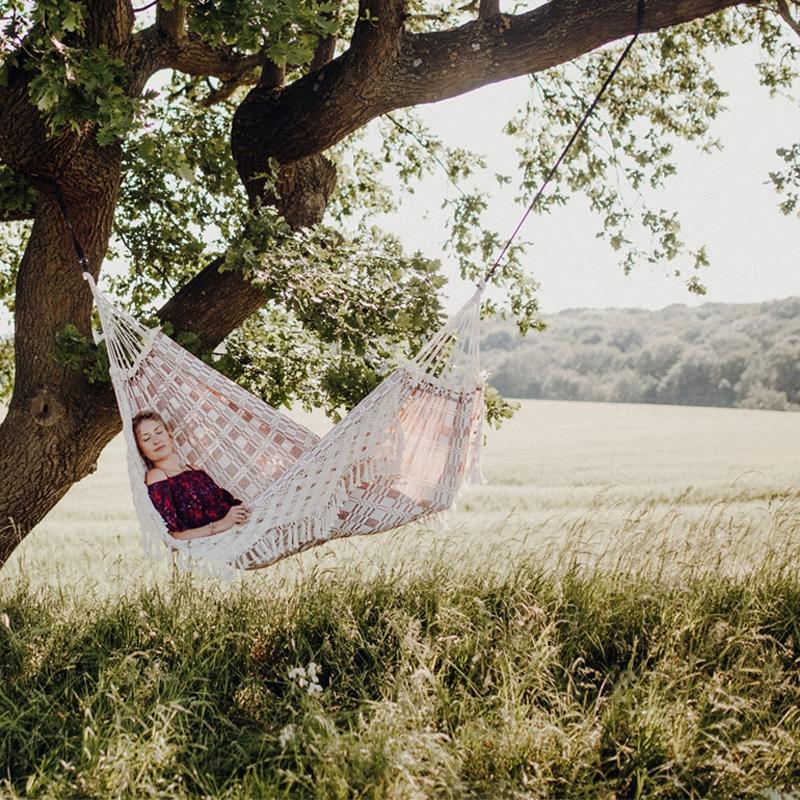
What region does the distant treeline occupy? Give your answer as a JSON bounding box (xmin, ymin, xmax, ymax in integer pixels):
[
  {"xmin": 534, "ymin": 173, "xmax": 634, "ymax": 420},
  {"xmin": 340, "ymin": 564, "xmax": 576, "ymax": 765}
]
[{"xmin": 483, "ymin": 297, "xmax": 800, "ymax": 410}]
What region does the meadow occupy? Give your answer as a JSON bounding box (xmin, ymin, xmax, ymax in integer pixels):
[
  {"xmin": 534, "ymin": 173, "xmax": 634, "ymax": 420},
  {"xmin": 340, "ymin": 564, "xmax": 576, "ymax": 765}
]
[{"xmin": 2, "ymin": 399, "xmax": 800, "ymax": 797}]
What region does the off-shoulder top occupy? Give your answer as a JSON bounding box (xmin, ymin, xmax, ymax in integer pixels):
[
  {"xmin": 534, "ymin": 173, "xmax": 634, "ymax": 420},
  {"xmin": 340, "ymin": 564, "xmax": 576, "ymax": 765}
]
[{"xmin": 146, "ymin": 468, "xmax": 242, "ymax": 533}]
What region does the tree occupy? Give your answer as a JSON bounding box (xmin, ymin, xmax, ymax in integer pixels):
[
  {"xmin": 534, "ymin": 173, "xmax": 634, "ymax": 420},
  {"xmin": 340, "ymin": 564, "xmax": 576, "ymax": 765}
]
[{"xmin": 0, "ymin": 0, "xmax": 797, "ymax": 567}]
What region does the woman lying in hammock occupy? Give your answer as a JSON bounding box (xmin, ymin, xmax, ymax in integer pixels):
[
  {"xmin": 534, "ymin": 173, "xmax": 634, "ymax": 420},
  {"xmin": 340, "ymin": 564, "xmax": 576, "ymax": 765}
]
[{"xmin": 132, "ymin": 411, "xmax": 251, "ymax": 540}]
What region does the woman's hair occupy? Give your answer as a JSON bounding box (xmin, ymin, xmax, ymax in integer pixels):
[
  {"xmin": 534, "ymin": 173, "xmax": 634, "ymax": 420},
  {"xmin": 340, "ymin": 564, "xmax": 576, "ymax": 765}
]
[{"xmin": 132, "ymin": 410, "xmax": 169, "ymax": 466}]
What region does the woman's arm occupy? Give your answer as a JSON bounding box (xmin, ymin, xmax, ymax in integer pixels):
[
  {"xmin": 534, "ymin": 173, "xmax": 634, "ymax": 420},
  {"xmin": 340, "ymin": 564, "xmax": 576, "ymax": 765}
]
[
  {"xmin": 169, "ymin": 505, "xmax": 251, "ymax": 540},
  {"xmin": 169, "ymin": 522, "xmax": 218, "ymax": 541}
]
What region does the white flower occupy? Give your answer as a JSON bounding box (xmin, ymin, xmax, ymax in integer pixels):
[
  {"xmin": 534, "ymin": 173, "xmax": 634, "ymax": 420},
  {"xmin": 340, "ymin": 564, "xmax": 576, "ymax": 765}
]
[{"xmin": 288, "ymin": 661, "xmax": 324, "ymax": 695}]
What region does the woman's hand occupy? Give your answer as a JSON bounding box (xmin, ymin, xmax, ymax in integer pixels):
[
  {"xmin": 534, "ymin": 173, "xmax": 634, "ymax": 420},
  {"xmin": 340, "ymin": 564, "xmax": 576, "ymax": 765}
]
[{"xmin": 216, "ymin": 505, "xmax": 251, "ymax": 533}]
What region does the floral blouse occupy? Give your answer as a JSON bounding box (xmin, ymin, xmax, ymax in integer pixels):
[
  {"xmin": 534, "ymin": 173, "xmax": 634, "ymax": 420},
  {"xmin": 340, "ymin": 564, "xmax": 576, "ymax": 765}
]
[{"xmin": 147, "ymin": 469, "xmax": 241, "ymax": 532}]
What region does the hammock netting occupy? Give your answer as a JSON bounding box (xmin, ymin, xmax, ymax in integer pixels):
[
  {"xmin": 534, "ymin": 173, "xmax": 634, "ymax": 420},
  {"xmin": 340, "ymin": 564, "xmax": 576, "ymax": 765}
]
[{"xmin": 84, "ymin": 273, "xmax": 486, "ymax": 576}]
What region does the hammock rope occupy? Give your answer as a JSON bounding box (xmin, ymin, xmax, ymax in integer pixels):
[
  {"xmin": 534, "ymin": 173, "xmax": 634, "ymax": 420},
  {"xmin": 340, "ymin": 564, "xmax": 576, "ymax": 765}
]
[
  {"xmin": 484, "ymin": 0, "xmax": 647, "ymax": 283},
  {"xmin": 29, "ymin": 173, "xmax": 89, "ymax": 270},
  {"xmin": 43, "ymin": 2, "xmax": 646, "ymax": 574}
]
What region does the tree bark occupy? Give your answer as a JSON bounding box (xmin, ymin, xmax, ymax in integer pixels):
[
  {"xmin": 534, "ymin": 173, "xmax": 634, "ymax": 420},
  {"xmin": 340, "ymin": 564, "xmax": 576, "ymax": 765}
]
[
  {"xmin": 0, "ymin": 0, "xmax": 142, "ymax": 564},
  {"xmin": 230, "ymin": 0, "xmax": 742, "ymax": 167},
  {"xmin": 0, "ymin": 0, "xmax": 751, "ymax": 568},
  {"xmin": 0, "ymin": 180, "xmax": 121, "ymax": 565}
]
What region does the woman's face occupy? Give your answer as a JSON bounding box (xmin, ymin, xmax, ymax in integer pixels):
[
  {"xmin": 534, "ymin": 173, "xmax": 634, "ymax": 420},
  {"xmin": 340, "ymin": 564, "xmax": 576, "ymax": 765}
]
[{"xmin": 134, "ymin": 418, "xmax": 174, "ymax": 463}]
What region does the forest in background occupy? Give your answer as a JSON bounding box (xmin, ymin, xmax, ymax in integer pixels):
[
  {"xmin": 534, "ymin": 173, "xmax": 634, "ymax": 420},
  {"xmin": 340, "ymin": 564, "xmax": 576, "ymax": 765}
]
[{"xmin": 482, "ymin": 297, "xmax": 800, "ymax": 410}]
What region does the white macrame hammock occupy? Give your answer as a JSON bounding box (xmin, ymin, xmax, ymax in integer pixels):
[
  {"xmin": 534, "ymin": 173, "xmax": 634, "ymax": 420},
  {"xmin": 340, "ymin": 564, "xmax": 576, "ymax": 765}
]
[{"xmin": 84, "ymin": 273, "xmax": 486, "ymax": 576}]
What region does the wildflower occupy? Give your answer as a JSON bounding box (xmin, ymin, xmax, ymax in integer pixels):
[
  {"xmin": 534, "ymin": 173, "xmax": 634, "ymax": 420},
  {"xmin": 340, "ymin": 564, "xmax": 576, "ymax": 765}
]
[
  {"xmin": 288, "ymin": 661, "xmax": 324, "ymax": 695},
  {"xmin": 0, "ymin": 613, "xmax": 10, "ymax": 631},
  {"xmin": 287, "ymin": 666, "xmax": 308, "ymax": 687}
]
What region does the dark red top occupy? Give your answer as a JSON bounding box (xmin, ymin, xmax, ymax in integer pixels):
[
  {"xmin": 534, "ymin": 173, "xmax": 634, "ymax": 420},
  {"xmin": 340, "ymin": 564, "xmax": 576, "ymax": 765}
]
[{"xmin": 147, "ymin": 469, "xmax": 241, "ymax": 533}]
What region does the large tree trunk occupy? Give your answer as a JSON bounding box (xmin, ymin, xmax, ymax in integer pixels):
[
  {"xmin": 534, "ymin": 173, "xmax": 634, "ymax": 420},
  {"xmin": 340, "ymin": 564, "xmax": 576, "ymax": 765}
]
[
  {"xmin": 0, "ymin": 0, "xmax": 136, "ymax": 564},
  {"xmin": 0, "ymin": 0, "xmax": 749, "ymax": 569},
  {"xmin": 0, "ymin": 173, "xmax": 122, "ymax": 564}
]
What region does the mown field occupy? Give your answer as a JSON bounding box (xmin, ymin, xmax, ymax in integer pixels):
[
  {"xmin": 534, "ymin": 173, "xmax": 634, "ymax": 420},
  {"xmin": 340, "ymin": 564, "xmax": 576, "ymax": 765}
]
[{"xmin": 2, "ymin": 399, "xmax": 800, "ymax": 798}]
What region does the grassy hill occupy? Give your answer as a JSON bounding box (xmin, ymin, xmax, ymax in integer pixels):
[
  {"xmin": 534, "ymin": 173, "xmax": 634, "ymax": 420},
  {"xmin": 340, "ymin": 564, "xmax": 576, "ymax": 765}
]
[{"xmin": 3, "ymin": 554, "xmax": 800, "ymax": 798}]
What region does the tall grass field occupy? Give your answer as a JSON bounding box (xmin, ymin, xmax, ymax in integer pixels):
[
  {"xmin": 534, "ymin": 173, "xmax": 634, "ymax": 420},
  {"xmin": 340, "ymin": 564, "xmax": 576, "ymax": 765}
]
[{"xmin": 2, "ymin": 399, "xmax": 800, "ymax": 798}]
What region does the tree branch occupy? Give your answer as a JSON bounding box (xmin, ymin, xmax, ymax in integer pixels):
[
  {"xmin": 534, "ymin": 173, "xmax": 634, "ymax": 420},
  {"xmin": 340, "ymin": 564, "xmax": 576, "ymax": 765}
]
[
  {"xmin": 156, "ymin": 256, "xmax": 264, "ymax": 348},
  {"xmin": 777, "ymin": 0, "xmax": 800, "ymax": 38},
  {"xmin": 231, "ymin": 0, "xmax": 744, "ymax": 170},
  {"xmin": 132, "ymin": 26, "xmax": 262, "ymax": 84},
  {"xmin": 258, "ymin": 59, "xmax": 285, "ymax": 90},
  {"xmin": 479, "ymin": 0, "xmax": 500, "ymax": 19},
  {"xmin": 311, "ymin": 35, "xmax": 337, "ymax": 71},
  {"xmin": 156, "ymin": 152, "xmax": 337, "ymax": 348},
  {"xmin": 162, "ymin": 34, "xmax": 262, "ymax": 79},
  {"xmin": 310, "ymin": 0, "xmax": 342, "ymax": 72},
  {"xmin": 82, "ymin": 0, "xmax": 135, "ymax": 47},
  {"xmin": 396, "ymin": 0, "xmax": 744, "ymax": 106},
  {"xmin": 156, "ymin": 0, "xmax": 188, "ymax": 41},
  {"xmin": 350, "ymin": 0, "xmax": 406, "ymax": 59},
  {"xmin": 201, "ymin": 73, "xmax": 259, "ymax": 106}
]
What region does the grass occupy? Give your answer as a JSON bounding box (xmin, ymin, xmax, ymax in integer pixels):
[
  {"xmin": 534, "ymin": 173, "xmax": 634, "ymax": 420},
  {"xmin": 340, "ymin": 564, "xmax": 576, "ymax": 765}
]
[
  {"xmin": 2, "ymin": 544, "xmax": 800, "ymax": 798},
  {"xmin": 2, "ymin": 399, "xmax": 800, "ymax": 796}
]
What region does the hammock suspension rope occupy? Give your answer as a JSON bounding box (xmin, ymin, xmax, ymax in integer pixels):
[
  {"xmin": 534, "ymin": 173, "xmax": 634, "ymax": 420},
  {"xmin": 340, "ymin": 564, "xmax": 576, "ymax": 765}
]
[{"xmin": 484, "ymin": 0, "xmax": 647, "ymax": 283}]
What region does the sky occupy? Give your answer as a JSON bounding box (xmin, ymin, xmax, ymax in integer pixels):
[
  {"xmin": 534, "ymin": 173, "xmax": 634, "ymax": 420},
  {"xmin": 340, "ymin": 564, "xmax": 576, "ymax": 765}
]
[{"xmin": 373, "ymin": 41, "xmax": 800, "ymax": 315}]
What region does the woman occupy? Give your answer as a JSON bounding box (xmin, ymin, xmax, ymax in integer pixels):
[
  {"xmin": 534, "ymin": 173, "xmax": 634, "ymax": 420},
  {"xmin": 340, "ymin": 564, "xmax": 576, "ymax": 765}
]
[{"xmin": 132, "ymin": 411, "xmax": 251, "ymax": 540}]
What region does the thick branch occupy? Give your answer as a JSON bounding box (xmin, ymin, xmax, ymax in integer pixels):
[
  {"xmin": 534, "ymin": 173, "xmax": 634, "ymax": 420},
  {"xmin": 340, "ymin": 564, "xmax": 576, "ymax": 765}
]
[
  {"xmin": 156, "ymin": 0, "xmax": 188, "ymax": 41},
  {"xmin": 232, "ymin": 0, "xmax": 744, "ymax": 170},
  {"xmin": 310, "ymin": 0, "xmax": 343, "ymax": 72},
  {"xmin": 156, "ymin": 258, "xmax": 263, "ymax": 348},
  {"xmin": 258, "ymin": 60, "xmax": 285, "ymax": 90},
  {"xmin": 157, "ymin": 154, "xmax": 337, "ymax": 347},
  {"xmin": 82, "ymin": 0, "xmax": 135, "ymax": 47},
  {"xmin": 351, "ymin": 0, "xmax": 406, "ymax": 55},
  {"xmin": 161, "ymin": 34, "xmax": 262, "ymax": 79},
  {"xmin": 479, "ymin": 0, "xmax": 500, "ymax": 19},
  {"xmin": 311, "ymin": 35, "xmax": 337, "ymax": 71},
  {"xmin": 396, "ymin": 0, "xmax": 742, "ymax": 105},
  {"xmin": 132, "ymin": 26, "xmax": 262, "ymax": 83}
]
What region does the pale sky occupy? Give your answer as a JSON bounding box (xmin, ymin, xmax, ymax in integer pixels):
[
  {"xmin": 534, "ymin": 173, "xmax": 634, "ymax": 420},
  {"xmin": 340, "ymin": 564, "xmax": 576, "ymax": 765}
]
[{"xmin": 375, "ymin": 42, "xmax": 800, "ymax": 314}]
